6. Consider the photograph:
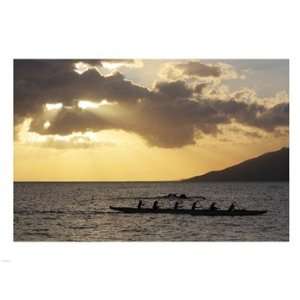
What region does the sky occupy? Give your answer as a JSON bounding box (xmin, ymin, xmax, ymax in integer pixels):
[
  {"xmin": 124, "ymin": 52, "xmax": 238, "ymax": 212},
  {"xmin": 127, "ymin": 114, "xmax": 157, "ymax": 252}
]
[{"xmin": 14, "ymin": 59, "xmax": 289, "ymax": 181}]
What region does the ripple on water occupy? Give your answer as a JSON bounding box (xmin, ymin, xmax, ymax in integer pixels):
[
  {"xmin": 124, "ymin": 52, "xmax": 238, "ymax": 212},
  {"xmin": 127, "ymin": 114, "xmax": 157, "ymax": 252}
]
[{"xmin": 14, "ymin": 182, "xmax": 289, "ymax": 241}]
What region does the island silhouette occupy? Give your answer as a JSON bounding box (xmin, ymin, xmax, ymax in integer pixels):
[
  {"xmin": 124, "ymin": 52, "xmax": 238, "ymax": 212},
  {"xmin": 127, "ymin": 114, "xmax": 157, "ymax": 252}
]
[{"xmin": 184, "ymin": 147, "xmax": 289, "ymax": 182}]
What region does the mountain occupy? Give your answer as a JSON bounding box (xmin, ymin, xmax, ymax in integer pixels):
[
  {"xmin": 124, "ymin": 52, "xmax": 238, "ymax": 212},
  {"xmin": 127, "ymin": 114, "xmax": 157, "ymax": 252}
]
[{"xmin": 184, "ymin": 147, "xmax": 289, "ymax": 182}]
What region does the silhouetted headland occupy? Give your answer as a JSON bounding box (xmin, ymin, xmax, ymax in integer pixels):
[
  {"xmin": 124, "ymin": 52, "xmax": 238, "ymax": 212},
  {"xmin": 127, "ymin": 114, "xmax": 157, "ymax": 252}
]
[{"xmin": 183, "ymin": 147, "xmax": 289, "ymax": 182}]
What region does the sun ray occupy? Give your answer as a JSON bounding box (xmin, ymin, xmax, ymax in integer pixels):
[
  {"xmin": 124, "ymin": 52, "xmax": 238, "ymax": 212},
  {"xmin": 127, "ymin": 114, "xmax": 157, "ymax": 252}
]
[{"xmin": 45, "ymin": 103, "xmax": 63, "ymax": 111}]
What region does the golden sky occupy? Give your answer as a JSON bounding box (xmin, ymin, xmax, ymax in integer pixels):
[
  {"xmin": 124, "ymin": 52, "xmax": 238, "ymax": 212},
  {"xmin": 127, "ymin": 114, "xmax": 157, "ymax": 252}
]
[{"xmin": 14, "ymin": 59, "xmax": 289, "ymax": 181}]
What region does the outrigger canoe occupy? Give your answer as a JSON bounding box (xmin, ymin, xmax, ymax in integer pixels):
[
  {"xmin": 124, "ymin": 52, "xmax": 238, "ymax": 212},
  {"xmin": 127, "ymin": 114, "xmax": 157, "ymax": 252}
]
[{"xmin": 109, "ymin": 206, "xmax": 267, "ymax": 216}]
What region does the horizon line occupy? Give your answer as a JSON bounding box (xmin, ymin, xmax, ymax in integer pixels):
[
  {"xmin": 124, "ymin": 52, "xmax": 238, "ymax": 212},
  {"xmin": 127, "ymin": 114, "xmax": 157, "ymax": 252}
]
[
  {"xmin": 14, "ymin": 180, "xmax": 289, "ymax": 183},
  {"xmin": 14, "ymin": 180, "xmax": 179, "ymax": 183}
]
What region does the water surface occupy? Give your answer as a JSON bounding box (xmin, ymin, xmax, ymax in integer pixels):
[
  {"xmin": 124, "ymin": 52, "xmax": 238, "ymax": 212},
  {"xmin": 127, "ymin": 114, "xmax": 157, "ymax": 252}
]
[{"xmin": 14, "ymin": 182, "xmax": 289, "ymax": 241}]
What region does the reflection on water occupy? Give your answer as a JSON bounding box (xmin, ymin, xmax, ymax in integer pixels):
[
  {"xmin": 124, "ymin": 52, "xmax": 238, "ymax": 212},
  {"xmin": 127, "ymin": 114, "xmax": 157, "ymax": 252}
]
[{"xmin": 14, "ymin": 182, "xmax": 289, "ymax": 241}]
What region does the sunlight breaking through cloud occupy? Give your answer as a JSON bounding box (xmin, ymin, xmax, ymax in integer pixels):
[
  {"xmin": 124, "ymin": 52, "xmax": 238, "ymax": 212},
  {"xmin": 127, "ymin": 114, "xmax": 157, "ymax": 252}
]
[
  {"xmin": 45, "ymin": 103, "xmax": 63, "ymax": 111},
  {"xmin": 77, "ymin": 99, "xmax": 117, "ymax": 110},
  {"xmin": 14, "ymin": 59, "xmax": 289, "ymax": 148}
]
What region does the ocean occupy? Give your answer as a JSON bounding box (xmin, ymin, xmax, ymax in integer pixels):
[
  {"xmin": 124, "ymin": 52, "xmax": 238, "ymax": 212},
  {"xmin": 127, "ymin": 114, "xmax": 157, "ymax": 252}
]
[{"xmin": 14, "ymin": 182, "xmax": 289, "ymax": 241}]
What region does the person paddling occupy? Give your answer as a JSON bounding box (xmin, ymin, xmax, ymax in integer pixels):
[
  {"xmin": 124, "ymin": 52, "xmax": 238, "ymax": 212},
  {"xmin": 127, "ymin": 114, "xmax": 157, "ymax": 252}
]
[
  {"xmin": 174, "ymin": 201, "xmax": 181, "ymax": 210},
  {"xmin": 153, "ymin": 200, "xmax": 159, "ymax": 210},
  {"xmin": 191, "ymin": 201, "xmax": 199, "ymax": 210},
  {"xmin": 209, "ymin": 202, "xmax": 219, "ymax": 211},
  {"xmin": 179, "ymin": 194, "xmax": 187, "ymax": 199},
  {"xmin": 137, "ymin": 200, "xmax": 143, "ymax": 209},
  {"xmin": 228, "ymin": 202, "xmax": 235, "ymax": 212}
]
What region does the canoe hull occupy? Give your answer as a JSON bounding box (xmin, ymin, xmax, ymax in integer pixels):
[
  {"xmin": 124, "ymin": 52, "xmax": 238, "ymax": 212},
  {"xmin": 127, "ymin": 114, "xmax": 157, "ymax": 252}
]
[{"xmin": 109, "ymin": 206, "xmax": 267, "ymax": 216}]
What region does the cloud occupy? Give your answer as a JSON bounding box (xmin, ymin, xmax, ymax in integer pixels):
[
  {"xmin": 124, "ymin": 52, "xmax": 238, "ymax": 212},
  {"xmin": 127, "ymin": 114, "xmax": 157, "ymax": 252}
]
[
  {"xmin": 159, "ymin": 61, "xmax": 240, "ymax": 82},
  {"xmin": 273, "ymin": 127, "xmax": 289, "ymax": 138},
  {"xmin": 38, "ymin": 135, "xmax": 114, "ymax": 149},
  {"xmin": 154, "ymin": 80, "xmax": 192, "ymax": 98},
  {"xmin": 177, "ymin": 61, "xmax": 222, "ymax": 77},
  {"xmin": 28, "ymin": 96, "xmax": 288, "ymax": 148},
  {"xmin": 14, "ymin": 60, "xmax": 289, "ymax": 148},
  {"xmin": 230, "ymin": 88, "xmax": 289, "ymax": 108},
  {"xmin": 14, "ymin": 60, "xmax": 149, "ymax": 118},
  {"xmin": 15, "ymin": 118, "xmax": 115, "ymax": 149},
  {"xmin": 194, "ymin": 83, "xmax": 208, "ymax": 94},
  {"xmin": 250, "ymin": 102, "xmax": 289, "ymax": 131},
  {"xmin": 226, "ymin": 125, "xmax": 263, "ymax": 139},
  {"xmin": 100, "ymin": 59, "xmax": 143, "ymax": 70}
]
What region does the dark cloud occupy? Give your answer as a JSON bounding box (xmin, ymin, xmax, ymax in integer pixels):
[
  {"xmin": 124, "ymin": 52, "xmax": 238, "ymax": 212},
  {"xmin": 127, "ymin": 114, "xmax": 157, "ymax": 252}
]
[
  {"xmin": 253, "ymin": 103, "xmax": 289, "ymax": 130},
  {"xmin": 194, "ymin": 83, "xmax": 208, "ymax": 94},
  {"xmin": 155, "ymin": 80, "xmax": 192, "ymax": 98},
  {"xmin": 14, "ymin": 60, "xmax": 289, "ymax": 148},
  {"xmin": 14, "ymin": 59, "xmax": 149, "ymax": 118},
  {"xmin": 30, "ymin": 96, "xmax": 288, "ymax": 148},
  {"xmin": 30, "ymin": 107, "xmax": 112, "ymax": 135}
]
